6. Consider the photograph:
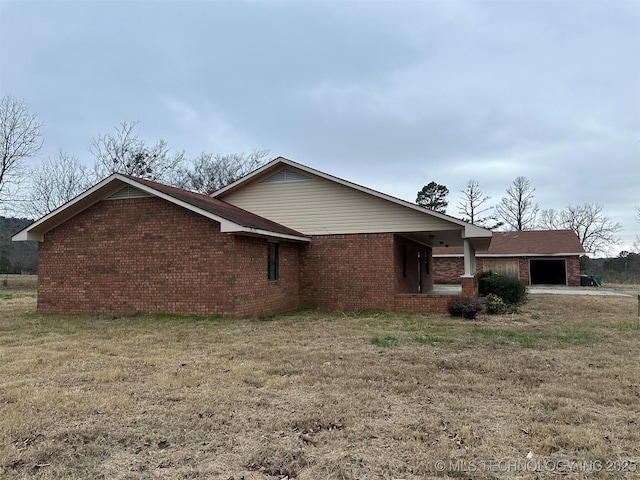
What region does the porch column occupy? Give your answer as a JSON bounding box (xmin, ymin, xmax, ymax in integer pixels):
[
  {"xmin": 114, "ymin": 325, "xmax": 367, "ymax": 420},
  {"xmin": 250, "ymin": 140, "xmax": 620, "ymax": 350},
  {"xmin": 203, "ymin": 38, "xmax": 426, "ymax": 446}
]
[
  {"xmin": 461, "ymin": 239, "xmax": 479, "ymax": 297},
  {"xmin": 462, "ymin": 238, "xmax": 476, "ymax": 276}
]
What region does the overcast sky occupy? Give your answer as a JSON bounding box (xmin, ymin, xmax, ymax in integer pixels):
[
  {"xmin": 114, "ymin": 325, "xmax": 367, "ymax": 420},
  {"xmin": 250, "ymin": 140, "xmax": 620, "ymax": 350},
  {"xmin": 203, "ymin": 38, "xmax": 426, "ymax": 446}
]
[{"xmin": 1, "ymin": 0, "xmax": 638, "ymax": 254}]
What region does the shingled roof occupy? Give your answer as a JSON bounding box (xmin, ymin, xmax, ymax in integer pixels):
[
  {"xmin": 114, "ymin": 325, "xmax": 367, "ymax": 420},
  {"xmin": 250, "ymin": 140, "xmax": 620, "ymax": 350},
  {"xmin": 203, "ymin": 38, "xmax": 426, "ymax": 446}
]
[
  {"xmin": 12, "ymin": 173, "xmax": 308, "ymax": 242},
  {"xmin": 126, "ymin": 176, "xmax": 306, "ymax": 238},
  {"xmin": 433, "ymin": 230, "xmax": 585, "ymax": 256}
]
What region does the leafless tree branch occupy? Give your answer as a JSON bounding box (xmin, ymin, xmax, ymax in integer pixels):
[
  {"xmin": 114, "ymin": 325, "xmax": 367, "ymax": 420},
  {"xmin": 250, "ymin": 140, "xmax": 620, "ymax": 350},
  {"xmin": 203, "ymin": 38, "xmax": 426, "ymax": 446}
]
[
  {"xmin": 457, "ymin": 179, "xmax": 502, "ymax": 229},
  {"xmin": 91, "ymin": 121, "xmax": 184, "ymax": 182},
  {"xmin": 175, "ymin": 149, "xmax": 270, "ymax": 195},
  {"xmin": 0, "ymin": 95, "xmax": 43, "ymax": 205},
  {"xmin": 495, "ymin": 176, "xmax": 539, "ymax": 231},
  {"xmin": 26, "ymin": 151, "xmax": 92, "ymax": 218}
]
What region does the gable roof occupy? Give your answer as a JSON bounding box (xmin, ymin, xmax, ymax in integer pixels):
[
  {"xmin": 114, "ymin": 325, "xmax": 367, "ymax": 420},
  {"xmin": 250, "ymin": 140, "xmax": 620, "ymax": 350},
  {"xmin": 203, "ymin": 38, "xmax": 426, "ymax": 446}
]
[
  {"xmin": 214, "ymin": 156, "xmax": 493, "ymax": 245},
  {"xmin": 432, "ymin": 230, "xmax": 585, "ymax": 257},
  {"xmin": 12, "ymin": 174, "xmax": 309, "ymax": 242}
]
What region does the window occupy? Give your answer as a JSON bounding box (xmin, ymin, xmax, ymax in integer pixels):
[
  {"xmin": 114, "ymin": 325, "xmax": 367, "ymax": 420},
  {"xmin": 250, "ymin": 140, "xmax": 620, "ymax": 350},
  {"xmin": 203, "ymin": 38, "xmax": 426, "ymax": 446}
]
[
  {"xmin": 402, "ymin": 244, "xmax": 407, "ymax": 278},
  {"xmin": 268, "ymin": 242, "xmax": 279, "ymax": 281}
]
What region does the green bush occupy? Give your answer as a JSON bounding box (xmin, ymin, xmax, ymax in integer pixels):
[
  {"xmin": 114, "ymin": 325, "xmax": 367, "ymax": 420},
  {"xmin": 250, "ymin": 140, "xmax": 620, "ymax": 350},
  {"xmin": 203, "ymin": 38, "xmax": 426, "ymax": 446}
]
[
  {"xmin": 479, "ymin": 271, "xmax": 527, "ymax": 305},
  {"xmin": 448, "ymin": 297, "xmax": 483, "ymax": 320},
  {"xmin": 485, "ymin": 293, "xmax": 507, "ymax": 314}
]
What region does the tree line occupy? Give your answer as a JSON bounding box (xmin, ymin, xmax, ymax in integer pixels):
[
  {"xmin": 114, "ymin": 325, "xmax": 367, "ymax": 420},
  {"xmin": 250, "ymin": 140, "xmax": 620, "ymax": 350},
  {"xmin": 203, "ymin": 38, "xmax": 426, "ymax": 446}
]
[{"xmin": 0, "ymin": 216, "xmax": 38, "ymax": 274}]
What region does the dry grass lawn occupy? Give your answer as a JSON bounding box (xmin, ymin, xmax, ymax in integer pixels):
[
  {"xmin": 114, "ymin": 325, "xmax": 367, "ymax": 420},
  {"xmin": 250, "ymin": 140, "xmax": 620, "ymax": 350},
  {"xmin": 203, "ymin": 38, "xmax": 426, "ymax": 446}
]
[{"xmin": 0, "ymin": 276, "xmax": 638, "ymax": 479}]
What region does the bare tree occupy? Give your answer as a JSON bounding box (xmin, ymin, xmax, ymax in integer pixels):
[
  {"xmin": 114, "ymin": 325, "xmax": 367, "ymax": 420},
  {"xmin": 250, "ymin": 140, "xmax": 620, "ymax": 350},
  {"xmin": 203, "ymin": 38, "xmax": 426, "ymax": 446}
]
[
  {"xmin": 175, "ymin": 149, "xmax": 270, "ymax": 195},
  {"xmin": 561, "ymin": 203, "xmax": 621, "ymax": 256},
  {"xmin": 91, "ymin": 121, "xmax": 184, "ymax": 182},
  {"xmin": 496, "ymin": 176, "xmax": 539, "ymax": 231},
  {"xmin": 26, "ymin": 151, "xmax": 92, "ymax": 218},
  {"xmin": 457, "ymin": 179, "xmax": 502, "ymax": 229},
  {"xmin": 539, "ymin": 203, "xmax": 622, "ymax": 256},
  {"xmin": 0, "ymin": 95, "xmax": 43, "ymax": 207},
  {"xmin": 537, "ymin": 208, "xmax": 561, "ymax": 229}
]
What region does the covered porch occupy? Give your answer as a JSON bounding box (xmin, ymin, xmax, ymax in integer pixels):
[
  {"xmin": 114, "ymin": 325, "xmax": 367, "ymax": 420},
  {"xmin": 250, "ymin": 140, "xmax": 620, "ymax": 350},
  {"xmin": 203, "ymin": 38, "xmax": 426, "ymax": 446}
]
[{"xmin": 392, "ymin": 224, "xmax": 490, "ymax": 314}]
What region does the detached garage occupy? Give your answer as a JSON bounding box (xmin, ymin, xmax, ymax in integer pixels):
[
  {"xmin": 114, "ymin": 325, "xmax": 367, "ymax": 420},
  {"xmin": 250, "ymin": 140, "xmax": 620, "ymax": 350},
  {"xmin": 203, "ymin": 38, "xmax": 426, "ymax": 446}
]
[{"xmin": 433, "ymin": 230, "xmax": 585, "ymax": 286}]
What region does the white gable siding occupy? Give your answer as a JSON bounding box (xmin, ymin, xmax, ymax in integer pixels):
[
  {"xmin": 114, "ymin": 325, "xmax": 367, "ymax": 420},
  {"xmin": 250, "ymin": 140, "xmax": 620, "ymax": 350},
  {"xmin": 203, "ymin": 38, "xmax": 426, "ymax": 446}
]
[{"xmin": 220, "ymin": 175, "xmax": 460, "ymax": 235}]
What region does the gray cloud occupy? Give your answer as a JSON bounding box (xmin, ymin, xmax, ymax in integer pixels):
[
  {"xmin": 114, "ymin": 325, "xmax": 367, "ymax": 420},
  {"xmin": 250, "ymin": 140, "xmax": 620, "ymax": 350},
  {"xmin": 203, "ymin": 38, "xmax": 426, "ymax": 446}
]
[{"xmin": 1, "ymin": 0, "xmax": 638, "ymax": 253}]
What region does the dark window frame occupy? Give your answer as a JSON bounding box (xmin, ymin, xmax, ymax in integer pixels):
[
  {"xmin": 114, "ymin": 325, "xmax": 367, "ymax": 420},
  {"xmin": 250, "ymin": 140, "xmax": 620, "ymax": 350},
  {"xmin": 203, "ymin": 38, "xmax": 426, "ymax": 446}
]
[
  {"xmin": 268, "ymin": 242, "xmax": 279, "ymax": 281},
  {"xmin": 402, "ymin": 244, "xmax": 407, "ymax": 278}
]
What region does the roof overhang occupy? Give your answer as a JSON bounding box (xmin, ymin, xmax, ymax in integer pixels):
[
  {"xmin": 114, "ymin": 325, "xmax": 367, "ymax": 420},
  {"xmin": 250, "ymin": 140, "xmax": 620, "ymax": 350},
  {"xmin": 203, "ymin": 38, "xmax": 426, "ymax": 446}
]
[
  {"xmin": 399, "ymin": 229, "xmax": 492, "ymax": 251},
  {"xmin": 434, "ymin": 252, "xmax": 585, "ymax": 258},
  {"xmin": 214, "ymin": 156, "xmax": 493, "ymax": 250},
  {"xmin": 12, "ymin": 174, "xmax": 310, "ymax": 243}
]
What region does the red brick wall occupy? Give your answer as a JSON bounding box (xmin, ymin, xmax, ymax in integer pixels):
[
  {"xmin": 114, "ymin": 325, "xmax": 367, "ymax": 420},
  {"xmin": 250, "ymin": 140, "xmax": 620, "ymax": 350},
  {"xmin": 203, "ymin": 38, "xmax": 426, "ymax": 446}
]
[
  {"xmin": 227, "ymin": 236, "xmax": 301, "ymax": 317},
  {"xmin": 433, "ymin": 257, "xmax": 466, "ymax": 284},
  {"xmin": 394, "ymin": 271, "xmax": 477, "ymax": 313},
  {"xmin": 298, "ymin": 234, "xmax": 436, "ymax": 312},
  {"xmin": 38, "ymin": 196, "xmax": 494, "ymax": 318},
  {"xmin": 394, "ymin": 294, "xmax": 451, "ymax": 314},
  {"xmin": 518, "ymin": 258, "xmax": 530, "ymax": 284},
  {"xmin": 461, "ymin": 273, "xmax": 479, "ymax": 297},
  {"xmin": 299, "ymin": 233, "xmax": 398, "ymax": 311},
  {"xmin": 38, "ymin": 197, "xmax": 299, "ymax": 318},
  {"xmin": 566, "ymin": 257, "xmax": 581, "ymax": 286}
]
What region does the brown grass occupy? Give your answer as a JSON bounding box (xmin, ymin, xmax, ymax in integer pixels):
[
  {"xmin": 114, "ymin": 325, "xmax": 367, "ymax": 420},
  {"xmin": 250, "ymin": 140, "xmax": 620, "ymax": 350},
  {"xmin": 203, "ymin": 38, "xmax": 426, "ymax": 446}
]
[
  {"xmin": 0, "ymin": 282, "xmax": 639, "ymax": 479},
  {"xmin": 0, "ymin": 274, "xmax": 37, "ymax": 291}
]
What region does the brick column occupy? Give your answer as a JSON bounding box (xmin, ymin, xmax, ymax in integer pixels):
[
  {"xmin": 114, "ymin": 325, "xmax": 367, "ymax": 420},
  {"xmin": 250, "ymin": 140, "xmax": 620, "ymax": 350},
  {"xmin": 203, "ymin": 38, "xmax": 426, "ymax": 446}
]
[{"xmin": 461, "ymin": 272, "xmax": 479, "ymax": 297}]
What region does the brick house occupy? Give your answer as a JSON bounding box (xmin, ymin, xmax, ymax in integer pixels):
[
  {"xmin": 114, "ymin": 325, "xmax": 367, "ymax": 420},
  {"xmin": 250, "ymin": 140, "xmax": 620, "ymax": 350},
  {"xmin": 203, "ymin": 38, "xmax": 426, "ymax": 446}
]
[
  {"xmin": 432, "ymin": 230, "xmax": 585, "ymax": 286},
  {"xmin": 13, "ymin": 157, "xmax": 492, "ymax": 318}
]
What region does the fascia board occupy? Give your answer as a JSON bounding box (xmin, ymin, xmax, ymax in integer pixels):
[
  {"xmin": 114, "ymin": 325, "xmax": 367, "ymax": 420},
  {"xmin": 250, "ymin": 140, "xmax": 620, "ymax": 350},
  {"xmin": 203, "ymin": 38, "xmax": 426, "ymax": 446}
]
[
  {"xmin": 11, "ymin": 174, "xmax": 127, "ymax": 242},
  {"xmin": 222, "ymin": 225, "xmax": 310, "ymax": 242},
  {"xmin": 464, "ymin": 223, "xmax": 493, "ymax": 239}
]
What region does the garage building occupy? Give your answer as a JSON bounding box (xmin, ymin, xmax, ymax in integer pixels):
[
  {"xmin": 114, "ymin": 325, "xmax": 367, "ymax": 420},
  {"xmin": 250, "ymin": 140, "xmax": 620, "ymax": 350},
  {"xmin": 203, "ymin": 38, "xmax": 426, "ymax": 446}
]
[{"xmin": 432, "ymin": 230, "xmax": 585, "ymax": 286}]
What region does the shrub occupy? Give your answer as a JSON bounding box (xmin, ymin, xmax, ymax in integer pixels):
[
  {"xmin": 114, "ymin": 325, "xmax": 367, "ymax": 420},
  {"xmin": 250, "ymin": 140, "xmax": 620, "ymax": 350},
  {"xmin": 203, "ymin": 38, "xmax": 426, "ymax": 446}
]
[
  {"xmin": 485, "ymin": 293, "xmax": 507, "ymax": 314},
  {"xmin": 479, "ymin": 271, "xmax": 527, "ymax": 305},
  {"xmin": 448, "ymin": 297, "xmax": 483, "ymax": 320}
]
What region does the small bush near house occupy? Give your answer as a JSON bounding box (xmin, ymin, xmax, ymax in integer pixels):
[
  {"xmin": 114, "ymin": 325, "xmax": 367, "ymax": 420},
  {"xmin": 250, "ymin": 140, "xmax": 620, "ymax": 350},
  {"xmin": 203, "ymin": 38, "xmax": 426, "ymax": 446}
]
[
  {"xmin": 479, "ymin": 271, "xmax": 527, "ymax": 305},
  {"xmin": 448, "ymin": 297, "xmax": 483, "ymax": 320},
  {"xmin": 485, "ymin": 293, "xmax": 507, "ymax": 314}
]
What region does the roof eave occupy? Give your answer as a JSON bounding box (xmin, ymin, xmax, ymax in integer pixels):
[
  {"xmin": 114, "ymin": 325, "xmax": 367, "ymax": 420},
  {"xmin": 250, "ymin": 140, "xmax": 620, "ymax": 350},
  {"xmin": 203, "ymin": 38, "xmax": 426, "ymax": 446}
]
[{"xmin": 223, "ymin": 225, "xmax": 310, "ymax": 243}]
